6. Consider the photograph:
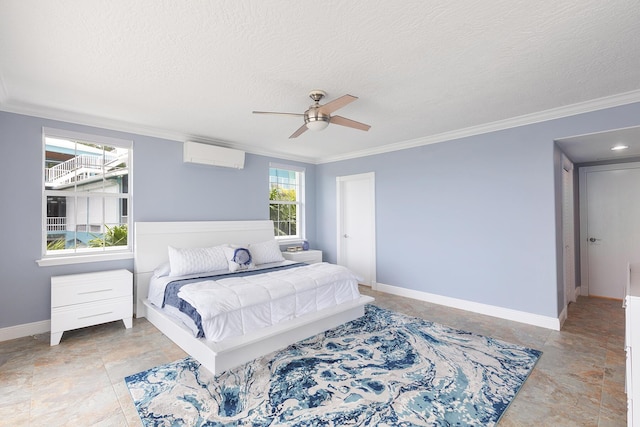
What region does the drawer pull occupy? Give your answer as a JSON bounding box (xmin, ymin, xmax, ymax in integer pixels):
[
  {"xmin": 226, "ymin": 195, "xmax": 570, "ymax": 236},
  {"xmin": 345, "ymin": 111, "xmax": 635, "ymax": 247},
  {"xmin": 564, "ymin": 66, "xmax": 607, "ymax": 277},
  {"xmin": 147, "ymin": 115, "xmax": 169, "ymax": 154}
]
[
  {"xmin": 78, "ymin": 311, "xmax": 113, "ymax": 319},
  {"xmin": 78, "ymin": 289, "xmax": 113, "ymax": 295}
]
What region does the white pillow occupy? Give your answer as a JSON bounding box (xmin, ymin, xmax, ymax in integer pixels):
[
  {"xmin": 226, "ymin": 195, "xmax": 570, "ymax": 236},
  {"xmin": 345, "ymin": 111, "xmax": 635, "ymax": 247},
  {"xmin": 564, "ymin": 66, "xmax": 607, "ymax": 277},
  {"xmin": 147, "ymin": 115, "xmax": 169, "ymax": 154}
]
[
  {"xmin": 153, "ymin": 261, "xmax": 171, "ymax": 278},
  {"xmin": 248, "ymin": 239, "xmax": 285, "ymax": 265},
  {"xmin": 168, "ymin": 245, "xmax": 228, "ymax": 276},
  {"xmin": 223, "ymin": 246, "xmax": 254, "ymax": 272}
]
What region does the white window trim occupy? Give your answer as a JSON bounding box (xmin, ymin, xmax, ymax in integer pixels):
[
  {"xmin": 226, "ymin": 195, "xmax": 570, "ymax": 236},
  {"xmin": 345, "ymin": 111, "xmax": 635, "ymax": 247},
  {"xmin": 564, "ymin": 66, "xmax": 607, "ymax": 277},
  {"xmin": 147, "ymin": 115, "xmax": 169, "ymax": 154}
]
[
  {"xmin": 39, "ymin": 127, "xmax": 133, "ymax": 266},
  {"xmin": 36, "ymin": 251, "xmax": 133, "ymax": 267},
  {"xmin": 269, "ymin": 163, "xmax": 305, "ymax": 243},
  {"xmin": 43, "ymin": 127, "xmax": 133, "ymax": 149}
]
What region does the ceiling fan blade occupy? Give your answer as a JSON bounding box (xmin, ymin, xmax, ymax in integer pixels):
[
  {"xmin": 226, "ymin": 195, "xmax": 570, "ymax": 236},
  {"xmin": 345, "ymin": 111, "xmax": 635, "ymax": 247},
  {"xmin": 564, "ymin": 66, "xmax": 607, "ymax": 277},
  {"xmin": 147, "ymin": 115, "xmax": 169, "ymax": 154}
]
[
  {"xmin": 318, "ymin": 94, "xmax": 357, "ymax": 114},
  {"xmin": 253, "ymin": 111, "xmax": 304, "ymax": 117},
  {"xmin": 330, "ymin": 115, "xmax": 371, "ymax": 131},
  {"xmin": 289, "ymin": 124, "xmax": 308, "ymax": 139}
]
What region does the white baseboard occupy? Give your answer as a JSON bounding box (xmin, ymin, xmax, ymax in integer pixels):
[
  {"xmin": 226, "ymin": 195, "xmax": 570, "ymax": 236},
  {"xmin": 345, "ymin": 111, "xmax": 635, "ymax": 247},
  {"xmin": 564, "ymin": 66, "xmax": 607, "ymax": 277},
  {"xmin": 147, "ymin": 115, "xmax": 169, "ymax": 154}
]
[
  {"xmin": 0, "ymin": 320, "xmax": 50, "ymax": 342},
  {"xmin": 374, "ymin": 282, "xmax": 561, "ymax": 331},
  {"xmin": 1, "ymin": 283, "xmax": 563, "ymax": 341},
  {"xmin": 573, "ymin": 286, "xmax": 582, "ymax": 301},
  {"xmin": 558, "ymin": 305, "xmax": 568, "ymax": 329}
]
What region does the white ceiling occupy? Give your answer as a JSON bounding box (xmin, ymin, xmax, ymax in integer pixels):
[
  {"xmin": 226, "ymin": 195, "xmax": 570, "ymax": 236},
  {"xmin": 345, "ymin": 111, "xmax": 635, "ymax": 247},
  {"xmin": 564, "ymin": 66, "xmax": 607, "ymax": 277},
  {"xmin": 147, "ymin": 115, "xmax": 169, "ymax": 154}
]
[{"xmin": 1, "ymin": 0, "xmax": 639, "ymax": 164}]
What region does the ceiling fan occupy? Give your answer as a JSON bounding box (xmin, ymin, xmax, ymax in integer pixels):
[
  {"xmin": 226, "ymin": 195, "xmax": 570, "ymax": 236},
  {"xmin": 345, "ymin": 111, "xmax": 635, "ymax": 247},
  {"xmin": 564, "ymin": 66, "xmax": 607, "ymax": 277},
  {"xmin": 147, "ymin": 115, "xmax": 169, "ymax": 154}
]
[{"xmin": 253, "ymin": 90, "xmax": 371, "ymax": 139}]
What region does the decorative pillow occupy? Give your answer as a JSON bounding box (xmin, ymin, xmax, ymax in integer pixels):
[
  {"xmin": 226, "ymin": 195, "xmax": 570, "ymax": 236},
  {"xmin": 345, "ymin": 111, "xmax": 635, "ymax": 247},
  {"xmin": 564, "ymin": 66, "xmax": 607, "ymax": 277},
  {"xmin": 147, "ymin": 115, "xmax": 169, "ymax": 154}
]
[
  {"xmin": 168, "ymin": 245, "xmax": 228, "ymax": 277},
  {"xmin": 153, "ymin": 261, "xmax": 171, "ymax": 278},
  {"xmin": 223, "ymin": 246, "xmax": 254, "ymax": 272},
  {"xmin": 208, "ymin": 245, "xmax": 230, "ymax": 270},
  {"xmin": 248, "ymin": 239, "xmax": 285, "ymax": 265}
]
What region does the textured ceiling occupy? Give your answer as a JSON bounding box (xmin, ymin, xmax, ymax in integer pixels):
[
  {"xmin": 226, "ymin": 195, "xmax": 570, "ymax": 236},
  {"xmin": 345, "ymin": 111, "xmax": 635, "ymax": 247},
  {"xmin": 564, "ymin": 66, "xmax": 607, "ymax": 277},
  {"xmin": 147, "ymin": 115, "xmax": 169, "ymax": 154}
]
[{"xmin": 1, "ymin": 0, "xmax": 639, "ymax": 163}]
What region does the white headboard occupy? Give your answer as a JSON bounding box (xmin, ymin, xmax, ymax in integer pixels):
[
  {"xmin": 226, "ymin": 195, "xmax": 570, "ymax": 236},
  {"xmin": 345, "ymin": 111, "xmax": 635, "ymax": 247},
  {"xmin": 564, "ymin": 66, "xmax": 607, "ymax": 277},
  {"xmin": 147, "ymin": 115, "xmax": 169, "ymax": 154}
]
[{"xmin": 133, "ymin": 220, "xmax": 277, "ymax": 317}]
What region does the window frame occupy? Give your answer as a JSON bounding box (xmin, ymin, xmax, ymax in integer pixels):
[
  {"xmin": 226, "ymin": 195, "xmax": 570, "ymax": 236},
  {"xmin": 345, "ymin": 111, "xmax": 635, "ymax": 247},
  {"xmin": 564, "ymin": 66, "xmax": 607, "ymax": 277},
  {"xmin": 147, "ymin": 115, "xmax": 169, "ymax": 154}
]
[
  {"xmin": 37, "ymin": 127, "xmax": 133, "ymax": 266},
  {"xmin": 269, "ymin": 163, "xmax": 305, "ymax": 244}
]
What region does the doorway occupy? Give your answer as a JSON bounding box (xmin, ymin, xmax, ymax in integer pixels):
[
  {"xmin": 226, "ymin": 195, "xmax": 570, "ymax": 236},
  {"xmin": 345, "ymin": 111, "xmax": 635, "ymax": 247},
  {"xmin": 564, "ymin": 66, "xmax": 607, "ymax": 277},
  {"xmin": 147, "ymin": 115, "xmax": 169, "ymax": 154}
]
[
  {"xmin": 579, "ymin": 162, "xmax": 640, "ymax": 299},
  {"xmin": 336, "ymin": 172, "xmax": 376, "ymax": 287}
]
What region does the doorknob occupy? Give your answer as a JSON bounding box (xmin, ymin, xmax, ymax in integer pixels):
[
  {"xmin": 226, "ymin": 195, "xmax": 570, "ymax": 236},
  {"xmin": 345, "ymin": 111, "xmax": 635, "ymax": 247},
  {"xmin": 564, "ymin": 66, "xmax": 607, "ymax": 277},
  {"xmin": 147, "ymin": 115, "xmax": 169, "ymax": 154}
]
[
  {"xmin": 343, "ymin": 234, "xmax": 349, "ymax": 238},
  {"xmin": 589, "ymin": 237, "xmax": 601, "ymax": 242}
]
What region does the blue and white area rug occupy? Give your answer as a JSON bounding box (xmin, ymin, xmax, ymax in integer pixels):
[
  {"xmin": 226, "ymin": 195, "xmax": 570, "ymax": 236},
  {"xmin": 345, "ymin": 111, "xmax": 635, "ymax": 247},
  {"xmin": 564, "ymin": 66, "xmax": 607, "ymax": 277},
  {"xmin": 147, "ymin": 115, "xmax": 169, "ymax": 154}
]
[{"xmin": 125, "ymin": 305, "xmax": 541, "ymax": 426}]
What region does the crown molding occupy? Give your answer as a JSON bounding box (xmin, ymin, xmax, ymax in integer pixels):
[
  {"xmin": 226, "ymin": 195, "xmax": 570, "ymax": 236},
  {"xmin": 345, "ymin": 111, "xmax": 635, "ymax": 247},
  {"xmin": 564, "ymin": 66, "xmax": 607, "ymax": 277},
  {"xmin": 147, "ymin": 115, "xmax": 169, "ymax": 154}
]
[
  {"xmin": 3, "ymin": 89, "xmax": 640, "ymax": 166},
  {"xmin": 316, "ymin": 89, "xmax": 640, "ymax": 164},
  {"xmin": 1, "ymin": 100, "xmax": 189, "ymax": 141},
  {"xmin": 0, "ymin": 101, "xmax": 316, "ymax": 164}
]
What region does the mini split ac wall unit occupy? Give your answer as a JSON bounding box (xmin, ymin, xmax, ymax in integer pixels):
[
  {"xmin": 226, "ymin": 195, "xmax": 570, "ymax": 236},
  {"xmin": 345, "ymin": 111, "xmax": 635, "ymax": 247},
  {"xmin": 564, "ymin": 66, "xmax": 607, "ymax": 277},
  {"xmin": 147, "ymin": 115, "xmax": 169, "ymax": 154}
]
[{"xmin": 183, "ymin": 141, "xmax": 245, "ymax": 169}]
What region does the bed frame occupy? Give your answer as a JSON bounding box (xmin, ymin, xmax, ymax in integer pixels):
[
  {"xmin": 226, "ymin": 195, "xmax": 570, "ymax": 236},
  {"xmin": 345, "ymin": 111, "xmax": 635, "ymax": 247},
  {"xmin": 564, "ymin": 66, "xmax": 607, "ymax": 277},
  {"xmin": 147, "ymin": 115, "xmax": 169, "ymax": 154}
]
[{"xmin": 133, "ymin": 220, "xmax": 374, "ymax": 375}]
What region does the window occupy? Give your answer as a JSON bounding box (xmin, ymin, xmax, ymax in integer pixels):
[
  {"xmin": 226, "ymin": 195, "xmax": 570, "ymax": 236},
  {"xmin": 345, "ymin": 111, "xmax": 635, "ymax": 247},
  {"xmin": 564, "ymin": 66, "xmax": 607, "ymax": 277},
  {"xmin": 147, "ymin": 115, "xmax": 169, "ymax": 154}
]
[
  {"xmin": 269, "ymin": 164, "xmax": 305, "ymax": 241},
  {"xmin": 41, "ymin": 128, "xmax": 132, "ymax": 263}
]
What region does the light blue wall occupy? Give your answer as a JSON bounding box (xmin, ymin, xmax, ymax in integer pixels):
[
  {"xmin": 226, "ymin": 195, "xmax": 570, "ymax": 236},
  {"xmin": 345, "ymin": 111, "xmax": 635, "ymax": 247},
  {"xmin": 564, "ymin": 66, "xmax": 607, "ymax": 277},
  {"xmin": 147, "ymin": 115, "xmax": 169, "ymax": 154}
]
[
  {"xmin": 315, "ymin": 102, "xmax": 640, "ymax": 319},
  {"xmin": 2, "ymin": 102, "xmax": 640, "ymax": 329},
  {"xmin": 0, "ymin": 111, "xmax": 315, "ymax": 328}
]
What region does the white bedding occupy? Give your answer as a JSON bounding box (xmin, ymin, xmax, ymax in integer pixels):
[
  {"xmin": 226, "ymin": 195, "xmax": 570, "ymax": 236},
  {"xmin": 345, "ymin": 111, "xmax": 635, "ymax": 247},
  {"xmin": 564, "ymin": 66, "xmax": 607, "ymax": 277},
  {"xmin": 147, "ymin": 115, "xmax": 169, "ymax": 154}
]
[
  {"xmin": 149, "ymin": 262, "xmax": 361, "ymax": 342},
  {"xmin": 147, "ymin": 260, "xmax": 296, "ymax": 308}
]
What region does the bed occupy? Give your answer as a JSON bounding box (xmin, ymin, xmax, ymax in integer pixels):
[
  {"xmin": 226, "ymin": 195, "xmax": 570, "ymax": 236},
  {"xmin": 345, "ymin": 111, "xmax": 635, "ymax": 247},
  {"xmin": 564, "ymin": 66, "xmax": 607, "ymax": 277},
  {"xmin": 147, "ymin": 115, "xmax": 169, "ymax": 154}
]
[{"xmin": 134, "ymin": 220, "xmax": 374, "ymax": 375}]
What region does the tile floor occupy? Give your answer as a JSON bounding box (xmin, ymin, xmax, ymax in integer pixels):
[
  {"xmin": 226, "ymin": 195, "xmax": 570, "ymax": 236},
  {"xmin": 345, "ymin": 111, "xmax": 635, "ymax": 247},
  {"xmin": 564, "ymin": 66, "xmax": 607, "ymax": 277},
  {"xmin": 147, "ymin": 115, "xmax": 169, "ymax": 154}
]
[{"xmin": 0, "ymin": 288, "xmax": 626, "ymax": 426}]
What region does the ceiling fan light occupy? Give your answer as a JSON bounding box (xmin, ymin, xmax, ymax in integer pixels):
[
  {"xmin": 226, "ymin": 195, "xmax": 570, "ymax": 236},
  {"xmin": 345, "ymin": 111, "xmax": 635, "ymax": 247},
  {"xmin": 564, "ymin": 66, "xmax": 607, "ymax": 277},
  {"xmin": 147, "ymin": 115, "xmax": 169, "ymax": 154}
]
[
  {"xmin": 306, "ymin": 119, "xmax": 330, "ymax": 131},
  {"xmin": 304, "ymin": 107, "xmax": 330, "ymax": 131}
]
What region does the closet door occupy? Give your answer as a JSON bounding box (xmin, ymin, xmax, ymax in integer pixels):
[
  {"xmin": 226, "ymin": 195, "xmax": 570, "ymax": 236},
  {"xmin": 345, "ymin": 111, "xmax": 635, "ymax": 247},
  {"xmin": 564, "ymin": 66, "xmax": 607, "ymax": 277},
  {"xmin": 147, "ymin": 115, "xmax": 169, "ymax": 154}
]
[
  {"xmin": 580, "ymin": 163, "xmax": 640, "ymax": 299},
  {"xmin": 337, "ymin": 172, "xmax": 376, "ymax": 286}
]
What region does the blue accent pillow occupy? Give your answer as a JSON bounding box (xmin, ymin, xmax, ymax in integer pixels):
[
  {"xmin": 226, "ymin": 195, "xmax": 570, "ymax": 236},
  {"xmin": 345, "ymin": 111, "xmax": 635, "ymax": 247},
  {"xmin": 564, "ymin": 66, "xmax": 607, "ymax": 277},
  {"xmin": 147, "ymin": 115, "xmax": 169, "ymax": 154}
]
[
  {"xmin": 223, "ymin": 246, "xmax": 255, "ymax": 272},
  {"xmin": 232, "ymin": 247, "xmax": 252, "ymax": 266}
]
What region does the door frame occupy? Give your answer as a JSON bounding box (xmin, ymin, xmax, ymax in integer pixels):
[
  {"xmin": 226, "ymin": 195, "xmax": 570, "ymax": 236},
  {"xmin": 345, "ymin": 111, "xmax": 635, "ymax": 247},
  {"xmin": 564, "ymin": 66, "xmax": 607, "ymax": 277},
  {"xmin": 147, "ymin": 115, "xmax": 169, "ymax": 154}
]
[
  {"xmin": 562, "ymin": 154, "xmax": 576, "ymax": 306},
  {"xmin": 336, "ymin": 172, "xmax": 376, "ymax": 287},
  {"xmin": 578, "ymin": 161, "xmax": 640, "ymax": 296}
]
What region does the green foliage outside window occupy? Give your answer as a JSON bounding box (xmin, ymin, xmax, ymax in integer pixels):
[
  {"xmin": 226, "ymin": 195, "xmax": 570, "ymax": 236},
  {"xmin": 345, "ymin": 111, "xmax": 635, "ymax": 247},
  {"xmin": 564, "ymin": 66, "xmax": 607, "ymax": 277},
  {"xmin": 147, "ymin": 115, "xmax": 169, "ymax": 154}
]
[
  {"xmin": 270, "ymin": 187, "xmax": 296, "ymax": 202},
  {"xmin": 47, "ymin": 238, "xmax": 66, "ymax": 250},
  {"xmin": 270, "ymin": 187, "xmax": 297, "ymax": 237},
  {"xmin": 88, "ymin": 224, "xmax": 128, "ymax": 247}
]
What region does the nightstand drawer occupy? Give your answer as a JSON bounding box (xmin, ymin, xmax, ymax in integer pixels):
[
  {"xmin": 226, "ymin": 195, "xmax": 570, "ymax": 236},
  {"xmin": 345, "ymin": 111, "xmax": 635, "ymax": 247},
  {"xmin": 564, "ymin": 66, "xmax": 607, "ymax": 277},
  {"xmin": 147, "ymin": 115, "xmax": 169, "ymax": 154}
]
[
  {"xmin": 50, "ymin": 269, "xmax": 133, "ymax": 345},
  {"xmin": 51, "ymin": 269, "xmax": 132, "ymax": 307},
  {"xmin": 51, "ymin": 296, "xmax": 132, "ymax": 332}
]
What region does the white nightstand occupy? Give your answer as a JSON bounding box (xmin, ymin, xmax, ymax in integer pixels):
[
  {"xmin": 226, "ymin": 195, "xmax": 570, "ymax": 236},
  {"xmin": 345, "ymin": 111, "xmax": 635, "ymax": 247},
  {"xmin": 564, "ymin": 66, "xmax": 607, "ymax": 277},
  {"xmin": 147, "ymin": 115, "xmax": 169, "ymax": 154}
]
[
  {"xmin": 282, "ymin": 249, "xmax": 323, "ymax": 264},
  {"xmin": 50, "ymin": 269, "xmax": 133, "ymax": 346}
]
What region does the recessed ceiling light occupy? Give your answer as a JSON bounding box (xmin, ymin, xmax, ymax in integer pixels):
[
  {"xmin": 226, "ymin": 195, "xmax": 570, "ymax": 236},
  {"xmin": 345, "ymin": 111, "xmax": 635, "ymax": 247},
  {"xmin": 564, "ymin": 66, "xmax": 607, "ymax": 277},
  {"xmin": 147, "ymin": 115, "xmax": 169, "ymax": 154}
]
[{"xmin": 611, "ymin": 144, "xmax": 629, "ymax": 151}]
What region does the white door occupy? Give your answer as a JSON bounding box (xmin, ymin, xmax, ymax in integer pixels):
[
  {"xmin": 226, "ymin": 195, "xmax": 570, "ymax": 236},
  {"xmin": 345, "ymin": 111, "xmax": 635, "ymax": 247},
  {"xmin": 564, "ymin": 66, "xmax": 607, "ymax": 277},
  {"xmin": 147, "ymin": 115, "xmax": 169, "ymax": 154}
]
[
  {"xmin": 580, "ymin": 163, "xmax": 640, "ymax": 299},
  {"xmin": 337, "ymin": 173, "xmax": 376, "ymax": 286}
]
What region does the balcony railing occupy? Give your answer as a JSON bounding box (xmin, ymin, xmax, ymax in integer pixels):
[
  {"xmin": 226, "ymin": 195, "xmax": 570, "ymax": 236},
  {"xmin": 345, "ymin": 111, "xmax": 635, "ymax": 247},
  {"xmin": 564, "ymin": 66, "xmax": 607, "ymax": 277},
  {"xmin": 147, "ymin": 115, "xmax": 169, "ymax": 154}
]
[
  {"xmin": 46, "ymin": 217, "xmax": 66, "ymax": 231},
  {"xmin": 45, "ymin": 153, "xmax": 123, "ymax": 186}
]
